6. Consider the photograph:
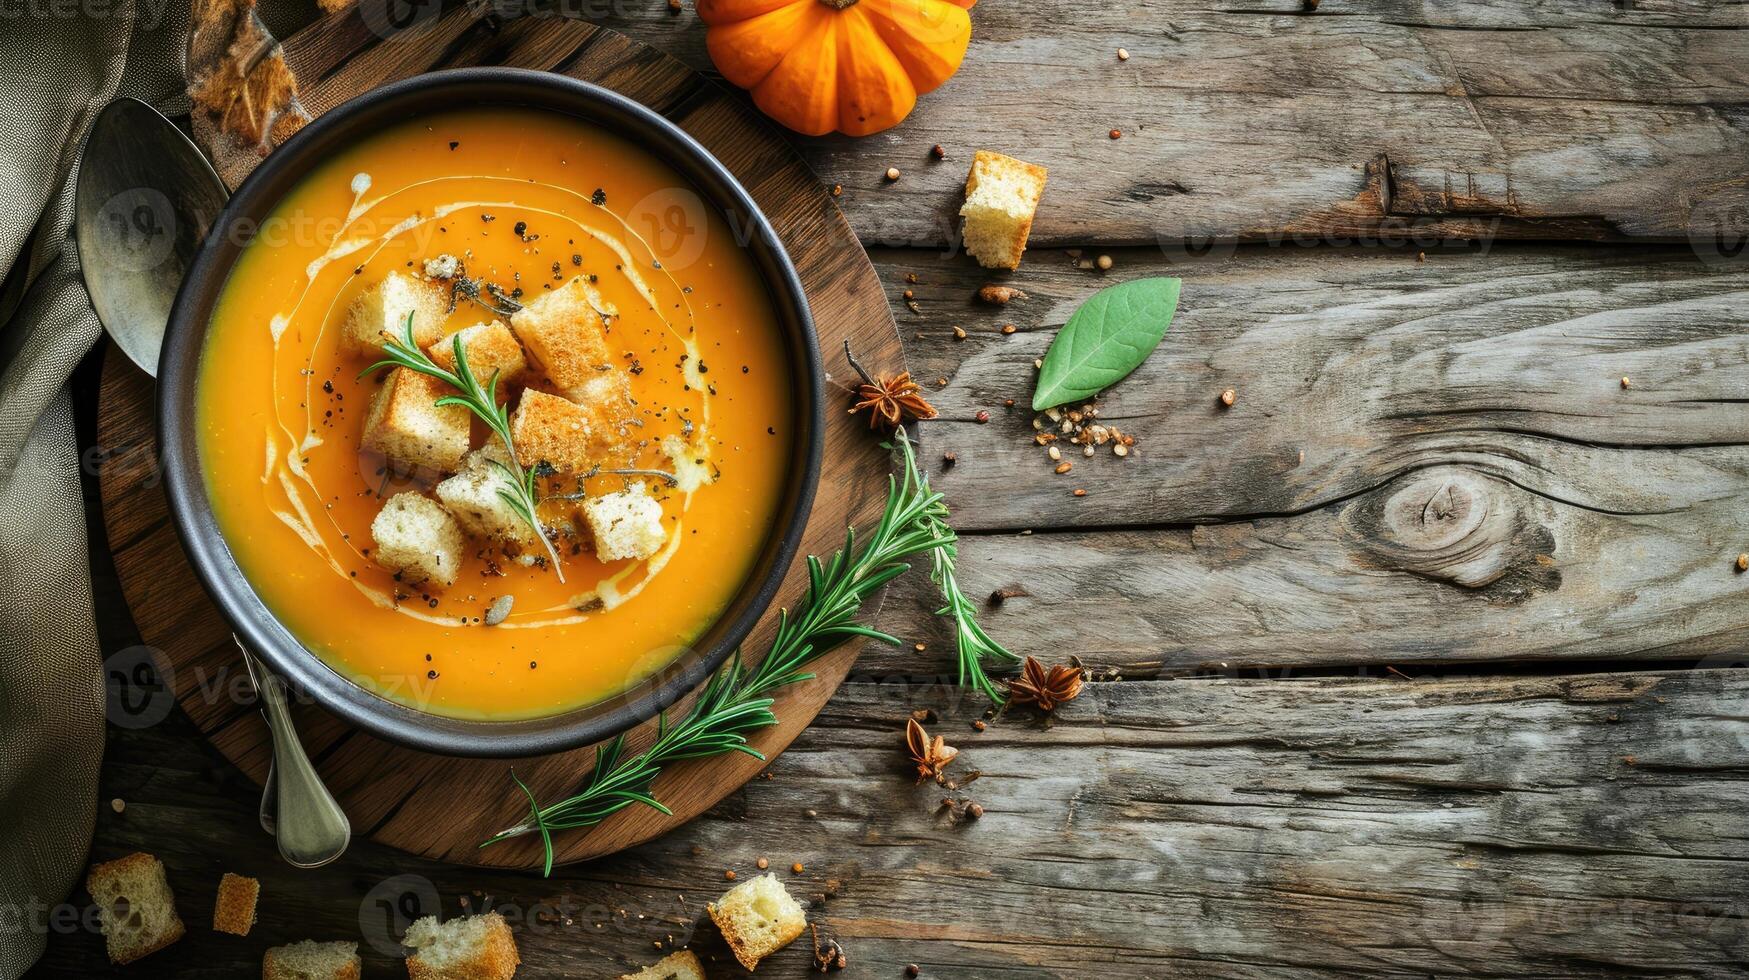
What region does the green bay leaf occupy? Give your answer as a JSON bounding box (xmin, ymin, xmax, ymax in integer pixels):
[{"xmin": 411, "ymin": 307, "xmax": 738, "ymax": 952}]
[{"xmin": 1032, "ymin": 277, "xmax": 1181, "ymax": 411}]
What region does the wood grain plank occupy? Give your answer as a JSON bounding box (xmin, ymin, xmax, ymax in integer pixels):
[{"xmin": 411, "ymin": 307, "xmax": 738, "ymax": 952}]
[
  {"xmin": 401, "ymin": 0, "xmax": 1749, "ymax": 246},
  {"xmin": 35, "ymin": 670, "xmax": 1749, "ymax": 977},
  {"xmin": 805, "ymin": 243, "xmax": 1749, "ymax": 675}
]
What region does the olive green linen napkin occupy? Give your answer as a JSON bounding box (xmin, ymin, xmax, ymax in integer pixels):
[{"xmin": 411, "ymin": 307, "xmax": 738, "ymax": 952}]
[{"xmin": 0, "ymin": 3, "xmax": 184, "ymax": 975}]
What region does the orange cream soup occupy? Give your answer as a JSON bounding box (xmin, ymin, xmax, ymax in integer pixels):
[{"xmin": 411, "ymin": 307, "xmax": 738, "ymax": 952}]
[{"xmin": 198, "ymin": 107, "xmax": 793, "ymax": 721}]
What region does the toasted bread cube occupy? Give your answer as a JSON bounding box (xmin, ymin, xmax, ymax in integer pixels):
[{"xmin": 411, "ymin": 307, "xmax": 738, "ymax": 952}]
[
  {"xmin": 371, "ymin": 492, "xmax": 466, "ymax": 588},
  {"xmin": 86, "ymin": 852, "xmax": 186, "ymax": 965},
  {"xmin": 263, "ymin": 939, "xmax": 361, "ymax": 980},
  {"xmin": 582, "ymin": 482, "xmax": 666, "ymax": 563},
  {"xmin": 362, "ymin": 368, "xmax": 471, "ymax": 474},
  {"xmin": 341, "ymin": 271, "xmax": 450, "ymax": 354},
  {"xmin": 212, "ymin": 872, "xmax": 259, "ymax": 937},
  {"xmin": 620, "ymin": 949, "xmax": 706, "ymax": 980},
  {"xmin": 428, "ymin": 320, "xmax": 528, "ymax": 387},
  {"xmin": 960, "ymin": 150, "xmax": 1047, "ymax": 270},
  {"xmin": 403, "ymin": 912, "xmax": 520, "ymax": 980},
  {"xmin": 435, "ymin": 447, "xmax": 543, "ymax": 561},
  {"xmin": 707, "ymin": 873, "xmax": 806, "ymax": 972},
  {"xmin": 509, "ymin": 276, "xmax": 614, "ymax": 400},
  {"xmin": 509, "ymin": 388, "xmax": 608, "ymax": 473}
]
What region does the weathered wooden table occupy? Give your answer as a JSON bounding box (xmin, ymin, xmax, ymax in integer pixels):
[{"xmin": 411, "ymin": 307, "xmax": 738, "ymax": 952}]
[{"xmin": 36, "ymin": 3, "xmax": 1749, "ymax": 976}]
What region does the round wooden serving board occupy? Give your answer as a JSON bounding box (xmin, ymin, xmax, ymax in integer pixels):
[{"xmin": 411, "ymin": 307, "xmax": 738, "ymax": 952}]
[{"xmin": 97, "ymin": 12, "xmax": 904, "ymax": 869}]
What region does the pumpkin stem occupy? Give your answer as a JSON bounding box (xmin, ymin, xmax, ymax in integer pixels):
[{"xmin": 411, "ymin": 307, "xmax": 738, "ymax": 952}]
[{"xmin": 817, "ymin": 0, "xmax": 859, "ymax": 8}]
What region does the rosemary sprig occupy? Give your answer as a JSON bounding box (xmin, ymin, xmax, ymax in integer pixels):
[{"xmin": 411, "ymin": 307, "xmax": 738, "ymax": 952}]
[
  {"xmin": 927, "ymin": 511, "xmax": 1021, "ymax": 703},
  {"xmin": 360, "ymin": 313, "xmax": 565, "ymax": 581},
  {"xmin": 482, "ymin": 428, "xmax": 1015, "ymax": 875}
]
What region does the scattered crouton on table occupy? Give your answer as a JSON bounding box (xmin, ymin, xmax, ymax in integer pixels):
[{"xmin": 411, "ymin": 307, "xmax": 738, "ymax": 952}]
[
  {"xmin": 707, "ymin": 872, "xmax": 807, "ymax": 972},
  {"xmin": 262, "ymin": 939, "xmax": 361, "ymax": 980},
  {"xmin": 960, "ymin": 149, "xmax": 1047, "ymax": 270},
  {"xmin": 211, "ymin": 871, "xmax": 259, "ymax": 937},
  {"xmin": 620, "ymin": 948, "xmax": 706, "ymax": 980},
  {"xmin": 85, "ymin": 852, "xmax": 186, "ymax": 965},
  {"xmin": 402, "ymin": 912, "xmax": 520, "ymax": 980}
]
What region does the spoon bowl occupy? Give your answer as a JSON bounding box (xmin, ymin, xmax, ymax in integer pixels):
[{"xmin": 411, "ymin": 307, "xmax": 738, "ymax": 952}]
[{"xmin": 74, "ymin": 98, "xmax": 229, "ymax": 377}]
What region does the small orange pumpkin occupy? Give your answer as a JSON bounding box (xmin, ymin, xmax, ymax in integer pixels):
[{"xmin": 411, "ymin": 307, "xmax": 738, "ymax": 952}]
[{"xmin": 696, "ymin": 0, "xmax": 977, "ymax": 137}]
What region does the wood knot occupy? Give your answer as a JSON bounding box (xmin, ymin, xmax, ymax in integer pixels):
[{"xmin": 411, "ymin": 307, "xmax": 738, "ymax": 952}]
[{"xmin": 1345, "ymin": 470, "xmax": 1545, "ymax": 589}]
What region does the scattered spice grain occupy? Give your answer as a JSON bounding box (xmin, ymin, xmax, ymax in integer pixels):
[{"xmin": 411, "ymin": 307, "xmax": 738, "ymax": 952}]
[
  {"xmin": 1219, "ymin": 388, "xmax": 1237, "ymax": 407},
  {"xmin": 931, "ymin": 144, "xmax": 946, "ymax": 159},
  {"xmin": 1737, "ymin": 553, "xmax": 1748, "ymax": 572},
  {"xmin": 1621, "ymin": 376, "xmax": 1632, "ymax": 389},
  {"xmin": 1054, "ymin": 462, "xmax": 1072, "ymax": 474},
  {"xmin": 756, "ymin": 857, "xmax": 769, "ymax": 870},
  {"xmin": 1096, "ymin": 254, "xmax": 1113, "ymax": 270},
  {"xmin": 952, "ymin": 325, "xmax": 966, "ymax": 340},
  {"xmin": 885, "ymin": 167, "xmax": 901, "ymax": 181},
  {"xmin": 724, "ymin": 870, "xmax": 737, "ymax": 881},
  {"xmin": 793, "ymin": 862, "xmax": 806, "ymax": 873},
  {"xmin": 977, "ymin": 284, "xmax": 1026, "ymax": 304},
  {"xmin": 1117, "ymin": 47, "xmax": 1130, "ymax": 61},
  {"xmin": 942, "ymin": 451, "xmax": 958, "ymax": 467},
  {"xmin": 1072, "ymin": 488, "xmax": 1087, "ymax": 497},
  {"xmin": 1001, "ymin": 323, "xmax": 1017, "ymax": 335},
  {"xmin": 975, "ymin": 410, "xmax": 990, "ymax": 424},
  {"xmin": 1108, "ymin": 129, "xmax": 1122, "ymax": 140}
]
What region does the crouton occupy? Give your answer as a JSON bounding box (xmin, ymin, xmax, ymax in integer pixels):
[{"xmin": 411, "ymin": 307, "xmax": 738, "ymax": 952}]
[
  {"xmin": 509, "ymin": 388, "xmax": 609, "ymax": 473},
  {"xmin": 340, "ymin": 271, "xmax": 450, "ymax": 354},
  {"xmin": 212, "ymin": 872, "xmax": 259, "ymax": 937},
  {"xmin": 960, "ymin": 150, "xmax": 1047, "ymax": 270},
  {"xmin": 620, "ymin": 949, "xmax": 706, "ymax": 980},
  {"xmin": 86, "ymin": 852, "xmax": 186, "ymax": 965},
  {"xmin": 706, "ymin": 873, "xmax": 806, "ymax": 972},
  {"xmin": 428, "ymin": 320, "xmax": 528, "ymax": 387},
  {"xmin": 362, "ymin": 368, "xmax": 471, "ymax": 474},
  {"xmin": 582, "ymin": 482, "xmax": 666, "ymax": 563},
  {"xmin": 262, "ymin": 939, "xmax": 361, "ymax": 980},
  {"xmin": 371, "ymin": 492, "xmax": 466, "ymax": 588},
  {"xmin": 435, "ymin": 446, "xmax": 544, "ymax": 561},
  {"xmin": 402, "ymin": 912, "xmax": 520, "ymax": 980},
  {"xmin": 508, "ymin": 276, "xmax": 615, "ymax": 400}
]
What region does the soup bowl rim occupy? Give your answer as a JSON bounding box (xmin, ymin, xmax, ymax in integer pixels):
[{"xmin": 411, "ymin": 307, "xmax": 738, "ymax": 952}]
[{"xmin": 157, "ymin": 67, "xmax": 825, "ymax": 758}]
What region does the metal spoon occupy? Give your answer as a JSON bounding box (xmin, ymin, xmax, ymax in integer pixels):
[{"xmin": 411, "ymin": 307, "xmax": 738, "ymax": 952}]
[
  {"xmin": 239, "ymin": 641, "xmax": 351, "ymax": 867},
  {"xmin": 75, "ymin": 97, "xmax": 351, "ymax": 867}
]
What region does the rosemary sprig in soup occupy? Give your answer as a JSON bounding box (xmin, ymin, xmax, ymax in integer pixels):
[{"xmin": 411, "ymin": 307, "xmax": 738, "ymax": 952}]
[{"xmin": 361, "ymin": 312, "xmax": 566, "ymax": 581}]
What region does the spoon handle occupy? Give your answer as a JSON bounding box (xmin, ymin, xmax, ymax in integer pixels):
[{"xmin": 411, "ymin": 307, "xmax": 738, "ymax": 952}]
[{"xmin": 236, "ymin": 637, "xmax": 351, "ymax": 868}]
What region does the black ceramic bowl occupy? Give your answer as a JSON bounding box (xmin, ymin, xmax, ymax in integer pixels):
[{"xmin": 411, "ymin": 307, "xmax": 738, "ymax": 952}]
[{"xmin": 159, "ymin": 68, "xmax": 822, "ymax": 758}]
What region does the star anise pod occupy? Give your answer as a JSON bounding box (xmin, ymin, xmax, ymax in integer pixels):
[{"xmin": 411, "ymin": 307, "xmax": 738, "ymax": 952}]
[
  {"xmin": 906, "ymin": 717, "xmax": 958, "ymax": 783},
  {"xmin": 1006, "ymin": 656, "xmax": 1084, "ymax": 712},
  {"xmin": 850, "ymin": 371, "xmax": 938, "ymax": 432}
]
